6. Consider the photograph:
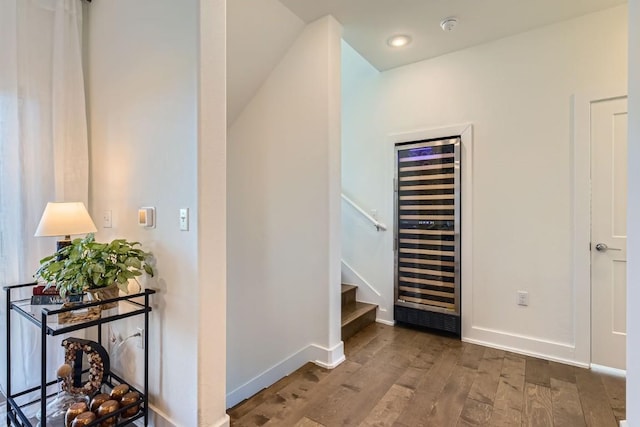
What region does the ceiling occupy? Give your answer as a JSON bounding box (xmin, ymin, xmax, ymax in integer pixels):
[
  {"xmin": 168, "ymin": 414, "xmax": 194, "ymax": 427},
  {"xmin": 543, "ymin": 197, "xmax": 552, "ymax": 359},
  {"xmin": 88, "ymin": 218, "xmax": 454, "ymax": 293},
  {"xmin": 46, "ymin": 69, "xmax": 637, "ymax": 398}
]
[
  {"xmin": 277, "ymin": 0, "xmax": 627, "ymax": 71},
  {"xmin": 227, "ymin": 0, "xmax": 304, "ymax": 123},
  {"xmin": 227, "ymin": 0, "xmax": 627, "ymax": 125}
]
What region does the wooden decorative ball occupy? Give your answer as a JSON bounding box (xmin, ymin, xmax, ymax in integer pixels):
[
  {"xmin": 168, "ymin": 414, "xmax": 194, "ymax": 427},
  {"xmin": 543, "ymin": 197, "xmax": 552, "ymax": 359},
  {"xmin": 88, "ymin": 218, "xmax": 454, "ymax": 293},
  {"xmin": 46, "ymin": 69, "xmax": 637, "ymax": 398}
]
[
  {"xmin": 71, "ymin": 411, "xmax": 97, "ymax": 427},
  {"xmin": 65, "ymin": 402, "xmax": 88, "ymax": 427},
  {"xmin": 89, "ymin": 393, "xmax": 110, "ymax": 412},
  {"xmin": 109, "ymin": 383, "xmax": 129, "ymax": 401},
  {"xmin": 96, "ymin": 400, "xmax": 119, "ymax": 427},
  {"xmin": 120, "ymin": 391, "xmax": 140, "ymax": 417}
]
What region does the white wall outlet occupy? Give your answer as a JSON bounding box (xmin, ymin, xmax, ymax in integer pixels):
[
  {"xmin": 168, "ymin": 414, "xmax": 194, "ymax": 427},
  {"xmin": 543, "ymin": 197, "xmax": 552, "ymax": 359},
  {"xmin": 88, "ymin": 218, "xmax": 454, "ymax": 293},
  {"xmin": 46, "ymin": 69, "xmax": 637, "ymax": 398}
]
[
  {"xmin": 517, "ymin": 291, "xmax": 529, "ymax": 306},
  {"xmin": 179, "ymin": 208, "xmax": 189, "ymax": 231},
  {"xmin": 103, "ymin": 210, "xmax": 112, "ymax": 228}
]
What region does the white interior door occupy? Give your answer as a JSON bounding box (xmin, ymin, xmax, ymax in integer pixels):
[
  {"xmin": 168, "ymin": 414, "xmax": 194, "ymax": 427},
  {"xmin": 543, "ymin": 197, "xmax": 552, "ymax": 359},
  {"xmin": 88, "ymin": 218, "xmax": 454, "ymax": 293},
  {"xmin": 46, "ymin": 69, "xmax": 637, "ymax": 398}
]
[{"xmin": 591, "ymin": 96, "xmax": 628, "ymax": 371}]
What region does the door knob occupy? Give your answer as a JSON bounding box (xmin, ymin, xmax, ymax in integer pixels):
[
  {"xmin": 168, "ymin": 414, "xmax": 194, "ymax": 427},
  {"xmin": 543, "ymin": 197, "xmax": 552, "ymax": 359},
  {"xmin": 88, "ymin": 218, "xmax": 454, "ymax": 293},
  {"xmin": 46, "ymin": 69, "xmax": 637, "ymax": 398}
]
[{"xmin": 595, "ymin": 243, "xmax": 621, "ymax": 252}]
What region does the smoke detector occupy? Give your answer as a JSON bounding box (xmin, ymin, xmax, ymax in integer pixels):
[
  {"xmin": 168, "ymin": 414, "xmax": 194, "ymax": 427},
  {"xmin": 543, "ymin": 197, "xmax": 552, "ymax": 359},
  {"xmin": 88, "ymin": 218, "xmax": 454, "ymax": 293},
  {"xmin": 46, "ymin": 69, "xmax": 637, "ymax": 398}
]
[{"xmin": 440, "ymin": 17, "xmax": 458, "ymax": 32}]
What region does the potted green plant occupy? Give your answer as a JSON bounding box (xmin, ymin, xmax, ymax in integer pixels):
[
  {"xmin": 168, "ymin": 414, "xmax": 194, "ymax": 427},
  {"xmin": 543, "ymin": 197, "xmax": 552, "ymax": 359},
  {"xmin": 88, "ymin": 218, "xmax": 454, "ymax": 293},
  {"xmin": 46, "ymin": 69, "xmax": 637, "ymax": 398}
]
[{"xmin": 35, "ymin": 233, "xmax": 154, "ymax": 308}]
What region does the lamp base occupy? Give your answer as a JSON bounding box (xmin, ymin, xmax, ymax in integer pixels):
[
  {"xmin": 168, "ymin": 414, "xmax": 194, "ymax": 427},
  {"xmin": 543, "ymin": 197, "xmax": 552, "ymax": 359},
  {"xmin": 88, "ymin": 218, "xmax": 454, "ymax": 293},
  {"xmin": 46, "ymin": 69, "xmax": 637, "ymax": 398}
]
[{"xmin": 56, "ymin": 239, "xmax": 71, "ymax": 252}]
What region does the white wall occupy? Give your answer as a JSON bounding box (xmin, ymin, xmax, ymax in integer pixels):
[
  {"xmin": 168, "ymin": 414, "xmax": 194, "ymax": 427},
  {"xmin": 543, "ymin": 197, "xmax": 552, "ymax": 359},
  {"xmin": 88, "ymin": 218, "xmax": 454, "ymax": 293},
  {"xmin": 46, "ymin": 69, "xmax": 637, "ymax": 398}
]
[
  {"xmin": 87, "ymin": 1, "xmax": 227, "ymax": 425},
  {"xmin": 227, "ymin": 16, "xmax": 343, "ymax": 408},
  {"xmin": 198, "ymin": 0, "xmax": 229, "ymax": 426},
  {"xmin": 226, "ymin": 0, "xmax": 304, "ymax": 125},
  {"xmin": 342, "ymin": 5, "xmax": 627, "ymax": 365},
  {"xmin": 627, "ymin": 0, "xmax": 639, "ymax": 423}
]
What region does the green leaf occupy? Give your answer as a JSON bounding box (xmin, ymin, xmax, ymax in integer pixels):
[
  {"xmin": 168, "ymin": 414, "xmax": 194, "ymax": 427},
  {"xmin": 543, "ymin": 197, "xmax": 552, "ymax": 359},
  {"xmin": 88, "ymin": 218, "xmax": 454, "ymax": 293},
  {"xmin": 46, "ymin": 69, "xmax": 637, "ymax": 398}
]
[
  {"xmin": 39, "ymin": 255, "xmax": 55, "ymax": 264},
  {"xmin": 143, "ymin": 264, "xmax": 154, "ymax": 277},
  {"xmin": 47, "ymin": 262, "xmax": 64, "ymax": 273},
  {"xmin": 125, "ymin": 257, "xmax": 141, "ymax": 268}
]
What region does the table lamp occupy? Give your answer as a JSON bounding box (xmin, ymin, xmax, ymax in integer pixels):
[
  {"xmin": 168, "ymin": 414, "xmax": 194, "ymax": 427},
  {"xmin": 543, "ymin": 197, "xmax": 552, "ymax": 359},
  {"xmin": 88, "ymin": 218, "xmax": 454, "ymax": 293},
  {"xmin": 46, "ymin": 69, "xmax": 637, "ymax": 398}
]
[{"xmin": 34, "ymin": 202, "xmax": 98, "ymax": 251}]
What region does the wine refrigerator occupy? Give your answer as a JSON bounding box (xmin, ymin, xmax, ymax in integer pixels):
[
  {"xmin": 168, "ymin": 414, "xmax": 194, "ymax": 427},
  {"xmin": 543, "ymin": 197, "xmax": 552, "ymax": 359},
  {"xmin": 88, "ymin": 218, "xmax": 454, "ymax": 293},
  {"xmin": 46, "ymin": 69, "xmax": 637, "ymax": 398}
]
[{"xmin": 394, "ymin": 137, "xmax": 461, "ymax": 335}]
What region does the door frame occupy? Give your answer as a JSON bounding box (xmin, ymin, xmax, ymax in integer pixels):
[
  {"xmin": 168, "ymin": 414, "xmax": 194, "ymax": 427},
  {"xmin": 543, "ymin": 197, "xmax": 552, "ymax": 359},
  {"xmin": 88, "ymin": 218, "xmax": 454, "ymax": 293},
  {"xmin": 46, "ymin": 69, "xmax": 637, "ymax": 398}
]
[{"xmin": 573, "ymin": 90, "xmax": 627, "ymax": 370}]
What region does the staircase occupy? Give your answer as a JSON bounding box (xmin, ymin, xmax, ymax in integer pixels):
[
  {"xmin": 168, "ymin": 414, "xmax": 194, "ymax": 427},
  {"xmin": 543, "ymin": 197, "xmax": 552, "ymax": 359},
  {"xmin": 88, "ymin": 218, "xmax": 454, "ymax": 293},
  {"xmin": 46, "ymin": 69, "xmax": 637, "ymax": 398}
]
[{"xmin": 341, "ymin": 284, "xmax": 377, "ymax": 340}]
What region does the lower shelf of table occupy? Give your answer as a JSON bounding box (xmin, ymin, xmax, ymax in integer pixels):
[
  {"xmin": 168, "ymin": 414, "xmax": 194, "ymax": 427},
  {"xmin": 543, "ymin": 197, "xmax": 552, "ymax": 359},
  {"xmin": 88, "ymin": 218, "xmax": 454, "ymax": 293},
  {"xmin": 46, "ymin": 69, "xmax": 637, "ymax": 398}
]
[
  {"xmin": 5, "ymin": 406, "xmax": 145, "ymax": 427},
  {"xmin": 5, "ymin": 376, "xmax": 147, "ymax": 427}
]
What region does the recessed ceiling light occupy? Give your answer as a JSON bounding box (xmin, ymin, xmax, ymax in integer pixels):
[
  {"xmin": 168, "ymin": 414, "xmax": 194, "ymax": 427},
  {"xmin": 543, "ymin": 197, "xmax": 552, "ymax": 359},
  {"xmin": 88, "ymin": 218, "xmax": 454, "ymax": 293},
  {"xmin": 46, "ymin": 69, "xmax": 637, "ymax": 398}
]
[{"xmin": 387, "ymin": 35, "xmax": 412, "ymax": 48}]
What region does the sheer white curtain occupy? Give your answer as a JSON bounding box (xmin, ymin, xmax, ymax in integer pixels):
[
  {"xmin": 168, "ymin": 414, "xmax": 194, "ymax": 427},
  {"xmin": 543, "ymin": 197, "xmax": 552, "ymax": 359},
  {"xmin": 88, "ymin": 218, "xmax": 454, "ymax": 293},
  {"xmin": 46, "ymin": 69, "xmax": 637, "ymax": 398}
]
[{"xmin": 0, "ymin": 0, "xmax": 89, "ymax": 402}]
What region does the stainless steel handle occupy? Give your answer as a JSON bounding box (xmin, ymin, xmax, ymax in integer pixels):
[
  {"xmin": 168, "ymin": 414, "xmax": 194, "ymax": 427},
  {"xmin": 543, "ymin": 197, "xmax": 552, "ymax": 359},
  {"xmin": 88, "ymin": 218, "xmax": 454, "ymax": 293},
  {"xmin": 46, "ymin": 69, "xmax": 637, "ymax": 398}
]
[{"xmin": 595, "ymin": 243, "xmax": 621, "ymax": 252}]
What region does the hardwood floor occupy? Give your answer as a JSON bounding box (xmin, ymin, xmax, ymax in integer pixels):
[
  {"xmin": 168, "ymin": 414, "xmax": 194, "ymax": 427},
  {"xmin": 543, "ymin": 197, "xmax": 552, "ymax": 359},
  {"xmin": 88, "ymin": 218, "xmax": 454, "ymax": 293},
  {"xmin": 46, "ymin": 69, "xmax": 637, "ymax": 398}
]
[{"xmin": 228, "ymin": 323, "xmax": 626, "ymax": 426}]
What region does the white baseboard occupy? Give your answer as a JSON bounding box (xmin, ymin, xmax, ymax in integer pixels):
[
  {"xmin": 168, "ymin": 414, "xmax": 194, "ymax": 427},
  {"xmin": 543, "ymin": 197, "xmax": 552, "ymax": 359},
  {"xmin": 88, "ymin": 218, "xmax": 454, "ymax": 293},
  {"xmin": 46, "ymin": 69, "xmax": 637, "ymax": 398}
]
[
  {"xmin": 226, "ymin": 346, "xmax": 313, "ymax": 408},
  {"xmin": 210, "ymin": 414, "xmax": 231, "ymax": 427},
  {"xmin": 147, "ymin": 403, "xmax": 179, "ymax": 427},
  {"xmin": 226, "ymin": 342, "xmax": 345, "ymax": 408},
  {"xmin": 463, "ymin": 326, "xmax": 589, "ymax": 368},
  {"xmin": 309, "ymin": 341, "xmax": 346, "ymax": 369},
  {"xmin": 619, "ymin": 420, "xmax": 628, "ymax": 427},
  {"xmin": 133, "ymin": 403, "xmax": 227, "ymax": 427},
  {"xmin": 376, "ymin": 318, "xmax": 395, "ymax": 326},
  {"xmin": 591, "ymin": 364, "xmax": 626, "ymax": 378},
  {"xmin": 130, "ymin": 403, "xmax": 179, "ymax": 427}
]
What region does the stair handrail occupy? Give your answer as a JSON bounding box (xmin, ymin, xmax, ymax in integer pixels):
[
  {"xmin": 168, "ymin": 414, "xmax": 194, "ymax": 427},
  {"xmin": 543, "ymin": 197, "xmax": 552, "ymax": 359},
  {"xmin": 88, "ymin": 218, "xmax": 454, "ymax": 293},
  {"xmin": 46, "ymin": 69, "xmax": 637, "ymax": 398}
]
[{"xmin": 341, "ymin": 193, "xmax": 387, "ymax": 231}]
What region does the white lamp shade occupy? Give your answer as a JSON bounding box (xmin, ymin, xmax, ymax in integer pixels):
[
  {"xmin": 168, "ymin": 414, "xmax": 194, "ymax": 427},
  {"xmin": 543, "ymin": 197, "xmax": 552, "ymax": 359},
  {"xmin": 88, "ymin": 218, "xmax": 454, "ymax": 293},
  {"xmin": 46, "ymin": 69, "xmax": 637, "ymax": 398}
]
[{"xmin": 34, "ymin": 202, "xmax": 97, "ymax": 237}]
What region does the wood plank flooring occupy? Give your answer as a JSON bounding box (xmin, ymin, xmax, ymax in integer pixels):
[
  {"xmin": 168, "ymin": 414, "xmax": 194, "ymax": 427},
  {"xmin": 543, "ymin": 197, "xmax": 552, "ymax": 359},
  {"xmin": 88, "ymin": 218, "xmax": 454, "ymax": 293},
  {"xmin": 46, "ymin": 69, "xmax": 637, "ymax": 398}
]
[{"xmin": 228, "ymin": 324, "xmax": 626, "ymax": 426}]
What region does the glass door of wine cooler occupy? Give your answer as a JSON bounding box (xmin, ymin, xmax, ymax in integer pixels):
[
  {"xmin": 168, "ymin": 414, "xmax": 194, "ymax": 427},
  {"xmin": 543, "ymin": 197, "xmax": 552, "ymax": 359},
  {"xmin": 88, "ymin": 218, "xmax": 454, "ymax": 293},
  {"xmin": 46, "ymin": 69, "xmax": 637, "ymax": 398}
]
[{"xmin": 394, "ymin": 137, "xmax": 461, "ymax": 323}]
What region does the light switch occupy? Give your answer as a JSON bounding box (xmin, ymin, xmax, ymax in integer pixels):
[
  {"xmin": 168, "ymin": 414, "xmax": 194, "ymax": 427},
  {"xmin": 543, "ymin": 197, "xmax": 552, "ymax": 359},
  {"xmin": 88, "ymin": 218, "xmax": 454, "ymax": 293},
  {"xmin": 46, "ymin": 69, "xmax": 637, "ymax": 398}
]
[
  {"xmin": 103, "ymin": 210, "xmax": 112, "ymax": 228},
  {"xmin": 179, "ymin": 208, "xmax": 189, "ymax": 231},
  {"xmin": 517, "ymin": 291, "xmax": 529, "ymax": 306}
]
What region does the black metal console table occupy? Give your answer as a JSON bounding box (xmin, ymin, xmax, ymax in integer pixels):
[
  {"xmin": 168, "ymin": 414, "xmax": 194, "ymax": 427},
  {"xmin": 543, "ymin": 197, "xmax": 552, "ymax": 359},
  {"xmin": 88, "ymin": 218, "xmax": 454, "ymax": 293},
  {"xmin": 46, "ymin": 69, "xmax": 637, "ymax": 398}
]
[{"xmin": 3, "ymin": 282, "xmax": 155, "ymax": 426}]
